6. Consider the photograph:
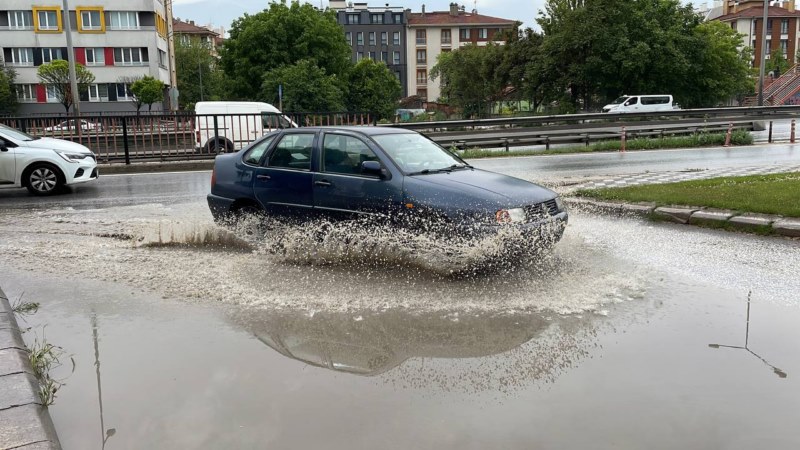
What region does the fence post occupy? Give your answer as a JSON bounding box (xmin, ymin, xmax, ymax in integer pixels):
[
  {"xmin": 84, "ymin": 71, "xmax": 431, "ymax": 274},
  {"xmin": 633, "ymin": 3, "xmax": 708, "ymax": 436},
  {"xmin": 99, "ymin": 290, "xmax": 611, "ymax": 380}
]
[
  {"xmin": 768, "ymin": 120, "xmax": 773, "ymax": 143},
  {"xmin": 792, "ymin": 119, "xmax": 796, "ymax": 144},
  {"xmin": 545, "ymin": 136, "xmax": 550, "ymax": 151},
  {"xmin": 723, "ymin": 123, "xmax": 732, "ymax": 147},
  {"xmin": 502, "ymin": 138, "xmax": 509, "ymax": 152},
  {"xmin": 122, "ymin": 117, "xmax": 131, "ymax": 165},
  {"xmin": 212, "ymin": 115, "xmax": 219, "ymax": 151},
  {"xmin": 620, "ymin": 126, "xmax": 626, "ymax": 152}
]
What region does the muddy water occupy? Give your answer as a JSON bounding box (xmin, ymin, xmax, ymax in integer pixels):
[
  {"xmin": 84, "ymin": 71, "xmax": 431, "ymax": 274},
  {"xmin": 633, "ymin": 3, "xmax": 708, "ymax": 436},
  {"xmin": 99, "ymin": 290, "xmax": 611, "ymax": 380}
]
[{"xmin": 1, "ymin": 201, "xmax": 800, "ymax": 449}]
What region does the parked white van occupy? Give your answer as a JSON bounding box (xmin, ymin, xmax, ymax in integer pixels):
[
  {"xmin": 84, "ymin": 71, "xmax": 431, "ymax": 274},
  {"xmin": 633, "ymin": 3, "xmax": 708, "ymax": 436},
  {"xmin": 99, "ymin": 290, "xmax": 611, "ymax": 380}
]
[
  {"xmin": 194, "ymin": 101, "xmax": 297, "ymax": 151},
  {"xmin": 602, "ymin": 95, "xmax": 677, "ymax": 113}
]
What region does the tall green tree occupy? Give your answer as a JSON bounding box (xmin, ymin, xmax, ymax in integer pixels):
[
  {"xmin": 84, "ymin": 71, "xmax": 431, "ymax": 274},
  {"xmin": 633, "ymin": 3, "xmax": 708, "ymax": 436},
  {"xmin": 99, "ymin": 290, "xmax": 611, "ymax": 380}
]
[
  {"xmin": 221, "ymin": 1, "xmax": 351, "ymax": 100},
  {"xmin": 130, "ymin": 76, "xmax": 165, "ymax": 111},
  {"xmin": 36, "ymin": 60, "xmax": 95, "ymax": 113},
  {"xmin": 768, "ymin": 48, "xmax": 790, "ymax": 77},
  {"xmin": 430, "ymin": 44, "xmax": 506, "ymax": 117},
  {"xmin": 0, "ymin": 60, "xmax": 17, "ymax": 115},
  {"xmin": 261, "ymin": 60, "xmax": 345, "ymax": 112},
  {"xmin": 346, "ymin": 59, "xmax": 402, "ymax": 119},
  {"xmin": 175, "ymin": 39, "xmax": 228, "ymax": 109}
]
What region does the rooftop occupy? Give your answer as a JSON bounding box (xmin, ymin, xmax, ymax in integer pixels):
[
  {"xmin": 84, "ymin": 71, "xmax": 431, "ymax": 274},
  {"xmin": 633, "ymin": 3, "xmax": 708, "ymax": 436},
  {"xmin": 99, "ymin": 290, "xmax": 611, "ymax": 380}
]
[
  {"xmin": 408, "ymin": 11, "xmax": 517, "ymax": 26},
  {"xmin": 172, "ymin": 19, "xmax": 220, "ymax": 36},
  {"xmin": 716, "ymin": 5, "xmax": 800, "ymax": 21}
]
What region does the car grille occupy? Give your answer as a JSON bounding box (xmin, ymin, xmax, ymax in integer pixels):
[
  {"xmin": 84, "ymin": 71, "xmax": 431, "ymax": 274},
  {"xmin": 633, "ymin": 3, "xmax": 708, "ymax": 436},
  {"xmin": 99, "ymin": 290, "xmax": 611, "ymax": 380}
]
[{"xmin": 523, "ymin": 199, "xmax": 560, "ymax": 221}]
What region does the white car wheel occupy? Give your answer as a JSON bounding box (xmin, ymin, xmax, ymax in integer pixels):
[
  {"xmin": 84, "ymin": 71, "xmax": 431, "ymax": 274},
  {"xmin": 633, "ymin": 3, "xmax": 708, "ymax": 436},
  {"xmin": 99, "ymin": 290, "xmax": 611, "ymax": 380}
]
[{"xmin": 26, "ymin": 164, "xmax": 63, "ymax": 196}]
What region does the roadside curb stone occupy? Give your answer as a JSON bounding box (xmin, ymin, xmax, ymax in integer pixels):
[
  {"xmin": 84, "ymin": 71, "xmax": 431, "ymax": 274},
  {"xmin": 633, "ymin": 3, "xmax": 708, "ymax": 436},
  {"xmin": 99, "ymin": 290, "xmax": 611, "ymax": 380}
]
[
  {"xmin": 773, "ymin": 218, "xmax": 800, "ymax": 237},
  {"xmin": 654, "ymin": 206, "xmax": 699, "ymax": 224},
  {"xmin": 564, "ymin": 198, "xmax": 654, "ymax": 217},
  {"xmin": 728, "ymin": 213, "xmax": 779, "ymax": 229},
  {"xmin": 0, "ymin": 287, "xmax": 61, "ymax": 450},
  {"xmin": 688, "ymin": 210, "xmax": 735, "ymax": 226}
]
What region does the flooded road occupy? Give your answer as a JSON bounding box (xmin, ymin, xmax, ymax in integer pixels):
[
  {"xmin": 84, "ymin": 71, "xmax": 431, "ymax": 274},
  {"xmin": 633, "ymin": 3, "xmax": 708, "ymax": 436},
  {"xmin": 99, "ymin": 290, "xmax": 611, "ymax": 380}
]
[{"xmin": 1, "ymin": 170, "xmax": 799, "ymax": 449}]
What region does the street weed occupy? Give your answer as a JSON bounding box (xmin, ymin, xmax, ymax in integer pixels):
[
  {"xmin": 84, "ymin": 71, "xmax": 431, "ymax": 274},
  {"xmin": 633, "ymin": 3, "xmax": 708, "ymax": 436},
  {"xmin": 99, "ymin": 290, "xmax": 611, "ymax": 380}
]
[{"xmin": 10, "ymin": 292, "xmax": 40, "ymax": 317}]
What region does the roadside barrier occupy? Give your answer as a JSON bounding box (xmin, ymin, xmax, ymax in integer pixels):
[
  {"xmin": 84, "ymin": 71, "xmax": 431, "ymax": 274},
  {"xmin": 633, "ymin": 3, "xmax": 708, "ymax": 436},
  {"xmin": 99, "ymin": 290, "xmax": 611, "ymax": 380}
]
[
  {"xmin": 620, "ymin": 126, "xmax": 627, "ymax": 152},
  {"xmin": 792, "ymin": 120, "xmax": 796, "ymax": 144},
  {"xmin": 724, "ymin": 123, "xmax": 733, "ymax": 147}
]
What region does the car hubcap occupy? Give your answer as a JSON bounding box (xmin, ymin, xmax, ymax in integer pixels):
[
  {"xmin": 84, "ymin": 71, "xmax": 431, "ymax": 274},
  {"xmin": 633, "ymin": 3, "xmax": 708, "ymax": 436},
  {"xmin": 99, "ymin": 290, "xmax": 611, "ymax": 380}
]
[{"xmin": 30, "ymin": 168, "xmax": 57, "ymax": 192}]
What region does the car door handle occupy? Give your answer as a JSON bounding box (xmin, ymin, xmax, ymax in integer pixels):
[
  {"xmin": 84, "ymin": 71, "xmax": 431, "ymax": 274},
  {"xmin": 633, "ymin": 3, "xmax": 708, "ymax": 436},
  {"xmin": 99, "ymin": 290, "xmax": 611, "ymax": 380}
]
[
  {"xmin": 256, "ymin": 174, "xmax": 271, "ymax": 181},
  {"xmin": 315, "ymin": 180, "xmax": 332, "ymax": 187}
]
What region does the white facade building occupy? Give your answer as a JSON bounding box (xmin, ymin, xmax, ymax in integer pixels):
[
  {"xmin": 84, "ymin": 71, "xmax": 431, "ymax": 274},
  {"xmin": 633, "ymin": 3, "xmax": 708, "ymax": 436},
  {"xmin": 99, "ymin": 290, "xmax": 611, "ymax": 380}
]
[{"xmin": 1, "ymin": 0, "xmax": 171, "ymax": 114}]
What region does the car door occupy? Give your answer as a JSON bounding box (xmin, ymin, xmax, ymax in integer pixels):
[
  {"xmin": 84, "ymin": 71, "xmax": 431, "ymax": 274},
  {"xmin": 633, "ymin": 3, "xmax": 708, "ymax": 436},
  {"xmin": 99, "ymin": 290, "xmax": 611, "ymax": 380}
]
[
  {"xmin": 313, "ymin": 132, "xmax": 402, "ymax": 219},
  {"xmin": 252, "ymin": 131, "xmax": 316, "ymax": 218},
  {"xmin": 0, "ymin": 138, "xmax": 16, "ymax": 186}
]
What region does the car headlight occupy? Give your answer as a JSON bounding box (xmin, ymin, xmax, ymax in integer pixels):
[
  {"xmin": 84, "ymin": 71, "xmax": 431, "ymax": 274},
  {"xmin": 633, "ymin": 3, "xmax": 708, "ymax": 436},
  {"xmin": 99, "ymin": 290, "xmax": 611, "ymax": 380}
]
[
  {"xmin": 56, "ymin": 151, "xmax": 90, "ymax": 163},
  {"xmin": 496, "ymin": 208, "xmax": 526, "ymax": 224},
  {"xmin": 555, "ymin": 196, "xmax": 564, "ymax": 211}
]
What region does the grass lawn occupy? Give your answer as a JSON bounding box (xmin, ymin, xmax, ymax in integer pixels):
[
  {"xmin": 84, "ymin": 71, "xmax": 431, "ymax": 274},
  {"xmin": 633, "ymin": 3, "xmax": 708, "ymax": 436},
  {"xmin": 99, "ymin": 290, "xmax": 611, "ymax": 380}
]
[{"xmin": 575, "ymin": 172, "xmax": 800, "ymax": 217}]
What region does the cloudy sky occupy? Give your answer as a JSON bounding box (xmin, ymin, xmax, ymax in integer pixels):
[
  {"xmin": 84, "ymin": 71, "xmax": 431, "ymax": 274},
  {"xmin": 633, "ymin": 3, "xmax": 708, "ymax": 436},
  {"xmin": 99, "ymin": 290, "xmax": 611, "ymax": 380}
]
[{"xmin": 173, "ymin": 0, "xmax": 705, "ymax": 33}]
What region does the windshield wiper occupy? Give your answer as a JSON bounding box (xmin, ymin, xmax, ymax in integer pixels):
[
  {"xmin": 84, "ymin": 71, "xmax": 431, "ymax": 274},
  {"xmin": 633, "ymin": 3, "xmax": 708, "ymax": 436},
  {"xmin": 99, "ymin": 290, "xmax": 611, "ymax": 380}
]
[
  {"xmin": 449, "ymin": 163, "xmax": 472, "ymax": 170},
  {"xmin": 409, "ymin": 167, "xmax": 453, "ymax": 175}
]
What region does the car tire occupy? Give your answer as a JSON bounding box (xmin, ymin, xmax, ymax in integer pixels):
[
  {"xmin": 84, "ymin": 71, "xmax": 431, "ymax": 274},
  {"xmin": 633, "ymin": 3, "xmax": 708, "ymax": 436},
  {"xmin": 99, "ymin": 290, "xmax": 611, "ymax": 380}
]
[{"xmin": 24, "ymin": 163, "xmax": 64, "ymax": 196}]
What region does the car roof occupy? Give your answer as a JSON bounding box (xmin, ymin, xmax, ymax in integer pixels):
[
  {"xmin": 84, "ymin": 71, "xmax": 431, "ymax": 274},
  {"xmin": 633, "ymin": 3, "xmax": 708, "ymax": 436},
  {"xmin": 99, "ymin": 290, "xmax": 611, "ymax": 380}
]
[{"xmin": 295, "ymin": 126, "xmax": 415, "ymax": 136}]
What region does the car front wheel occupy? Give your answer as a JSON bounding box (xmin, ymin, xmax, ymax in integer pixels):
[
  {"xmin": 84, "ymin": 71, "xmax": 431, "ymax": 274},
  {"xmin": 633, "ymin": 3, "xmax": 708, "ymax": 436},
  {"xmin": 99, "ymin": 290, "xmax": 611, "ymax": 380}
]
[{"xmin": 25, "ymin": 163, "xmax": 64, "ymax": 196}]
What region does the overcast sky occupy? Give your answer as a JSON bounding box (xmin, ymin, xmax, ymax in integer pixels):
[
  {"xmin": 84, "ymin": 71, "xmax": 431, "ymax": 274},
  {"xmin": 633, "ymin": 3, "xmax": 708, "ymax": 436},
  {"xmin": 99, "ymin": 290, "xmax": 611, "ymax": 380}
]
[{"xmin": 174, "ymin": 0, "xmax": 705, "ymax": 33}]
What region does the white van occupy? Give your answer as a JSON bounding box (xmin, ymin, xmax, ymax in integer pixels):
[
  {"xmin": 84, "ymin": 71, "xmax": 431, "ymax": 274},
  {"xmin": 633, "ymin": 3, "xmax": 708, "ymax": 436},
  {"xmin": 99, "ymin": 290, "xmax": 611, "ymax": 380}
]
[
  {"xmin": 602, "ymin": 95, "xmax": 677, "ymax": 113},
  {"xmin": 194, "ymin": 101, "xmax": 297, "ymax": 151}
]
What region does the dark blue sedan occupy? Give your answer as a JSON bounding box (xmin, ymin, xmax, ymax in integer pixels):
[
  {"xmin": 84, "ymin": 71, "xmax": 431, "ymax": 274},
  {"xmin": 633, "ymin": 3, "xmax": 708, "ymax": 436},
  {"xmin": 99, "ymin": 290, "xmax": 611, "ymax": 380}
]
[{"xmin": 207, "ymin": 127, "xmax": 567, "ymax": 246}]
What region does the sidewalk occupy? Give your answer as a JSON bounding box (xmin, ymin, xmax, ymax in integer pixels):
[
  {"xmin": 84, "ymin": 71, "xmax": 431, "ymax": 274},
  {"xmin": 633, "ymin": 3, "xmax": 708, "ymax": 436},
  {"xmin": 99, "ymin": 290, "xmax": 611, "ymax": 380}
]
[{"xmin": 0, "ymin": 287, "xmax": 61, "ymax": 450}]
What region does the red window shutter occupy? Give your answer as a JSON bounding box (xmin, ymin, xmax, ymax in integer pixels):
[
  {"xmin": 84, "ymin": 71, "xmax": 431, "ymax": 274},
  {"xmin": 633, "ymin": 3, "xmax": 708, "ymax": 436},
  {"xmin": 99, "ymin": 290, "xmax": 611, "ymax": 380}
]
[
  {"xmin": 36, "ymin": 85, "xmax": 46, "ymax": 103},
  {"xmin": 105, "ymin": 48, "xmax": 114, "ymax": 66},
  {"xmin": 75, "ymin": 48, "xmax": 86, "ymax": 65}
]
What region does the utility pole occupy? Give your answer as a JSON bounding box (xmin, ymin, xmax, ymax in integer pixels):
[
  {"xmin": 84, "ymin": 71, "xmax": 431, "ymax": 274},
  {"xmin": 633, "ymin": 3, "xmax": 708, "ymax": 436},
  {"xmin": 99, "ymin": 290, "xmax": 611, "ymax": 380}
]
[
  {"xmin": 165, "ymin": 0, "xmax": 179, "ymax": 110},
  {"xmin": 758, "ymin": 0, "xmax": 770, "ymax": 106},
  {"xmin": 62, "ymin": 0, "xmax": 80, "ymax": 116}
]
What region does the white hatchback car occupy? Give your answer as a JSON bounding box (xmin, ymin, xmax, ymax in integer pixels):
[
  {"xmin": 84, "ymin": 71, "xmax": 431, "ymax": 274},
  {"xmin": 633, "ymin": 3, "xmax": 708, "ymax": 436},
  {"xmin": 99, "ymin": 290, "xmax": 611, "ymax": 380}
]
[{"xmin": 0, "ymin": 124, "xmax": 98, "ymax": 195}]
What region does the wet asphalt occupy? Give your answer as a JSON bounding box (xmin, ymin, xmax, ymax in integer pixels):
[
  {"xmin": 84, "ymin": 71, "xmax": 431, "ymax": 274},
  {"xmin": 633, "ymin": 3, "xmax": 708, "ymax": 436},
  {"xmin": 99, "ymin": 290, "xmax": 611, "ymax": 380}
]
[{"xmin": 1, "ymin": 147, "xmax": 799, "ymax": 449}]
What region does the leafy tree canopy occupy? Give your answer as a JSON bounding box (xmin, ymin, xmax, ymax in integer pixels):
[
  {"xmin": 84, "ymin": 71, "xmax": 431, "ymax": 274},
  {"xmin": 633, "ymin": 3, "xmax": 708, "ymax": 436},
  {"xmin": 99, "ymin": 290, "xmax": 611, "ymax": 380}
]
[
  {"xmin": 37, "ymin": 60, "xmax": 95, "ymax": 113},
  {"xmin": 130, "ymin": 76, "xmax": 165, "ymax": 111},
  {"xmin": 261, "ymin": 60, "xmax": 345, "ymax": 112},
  {"xmin": 0, "ymin": 61, "xmax": 17, "ymax": 115},
  {"xmin": 346, "ymin": 59, "xmax": 402, "ymax": 119},
  {"xmin": 221, "ymin": 0, "xmax": 351, "ymax": 99},
  {"xmin": 430, "ymin": 43, "xmax": 506, "ymax": 117},
  {"xmin": 175, "ymin": 39, "xmax": 228, "ymax": 110}
]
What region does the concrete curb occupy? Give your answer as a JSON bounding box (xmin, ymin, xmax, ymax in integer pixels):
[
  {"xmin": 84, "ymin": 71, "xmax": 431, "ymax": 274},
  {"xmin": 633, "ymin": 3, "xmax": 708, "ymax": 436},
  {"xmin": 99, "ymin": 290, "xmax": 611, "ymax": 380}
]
[
  {"xmin": 0, "ymin": 287, "xmax": 61, "ymax": 450},
  {"xmin": 565, "ymin": 197, "xmax": 800, "ymax": 237},
  {"xmin": 98, "ymin": 160, "xmax": 214, "ymax": 175}
]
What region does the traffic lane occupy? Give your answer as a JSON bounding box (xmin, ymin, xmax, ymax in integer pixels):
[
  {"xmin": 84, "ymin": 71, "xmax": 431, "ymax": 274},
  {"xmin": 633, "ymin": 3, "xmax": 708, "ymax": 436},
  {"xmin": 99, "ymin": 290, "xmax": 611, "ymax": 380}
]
[
  {"xmin": 1, "ymin": 211, "xmax": 799, "ymax": 448},
  {"xmin": 0, "ymin": 171, "xmax": 210, "ymax": 210},
  {"xmin": 469, "ymin": 144, "xmax": 800, "ymax": 180}
]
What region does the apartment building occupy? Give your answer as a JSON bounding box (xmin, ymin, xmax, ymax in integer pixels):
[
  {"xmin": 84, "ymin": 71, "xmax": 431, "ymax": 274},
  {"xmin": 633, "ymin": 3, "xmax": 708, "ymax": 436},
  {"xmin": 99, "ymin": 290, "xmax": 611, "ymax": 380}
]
[
  {"xmin": 716, "ymin": 1, "xmax": 800, "ymax": 67},
  {"xmin": 173, "ymin": 18, "xmax": 222, "ymax": 57},
  {"xmin": 407, "ymin": 3, "xmax": 515, "ymax": 101},
  {"xmin": 1, "ymin": 0, "xmax": 172, "ymax": 114},
  {"xmin": 330, "ymin": 0, "xmax": 409, "ymax": 97}
]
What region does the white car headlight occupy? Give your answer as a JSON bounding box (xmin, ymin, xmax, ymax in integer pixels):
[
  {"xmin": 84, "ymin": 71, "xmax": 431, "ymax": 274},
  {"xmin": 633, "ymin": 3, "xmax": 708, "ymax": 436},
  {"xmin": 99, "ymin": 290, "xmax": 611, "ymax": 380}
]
[
  {"xmin": 496, "ymin": 208, "xmax": 526, "ymax": 224},
  {"xmin": 56, "ymin": 151, "xmax": 90, "ymax": 163}
]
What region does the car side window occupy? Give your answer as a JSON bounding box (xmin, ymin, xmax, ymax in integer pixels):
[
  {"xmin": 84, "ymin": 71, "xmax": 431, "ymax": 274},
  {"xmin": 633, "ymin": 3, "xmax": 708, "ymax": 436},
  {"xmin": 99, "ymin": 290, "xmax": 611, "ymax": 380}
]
[
  {"xmin": 626, "ymin": 97, "xmax": 639, "ymax": 105},
  {"xmin": 322, "ymin": 134, "xmax": 381, "ymax": 176},
  {"xmin": 243, "ymin": 135, "xmax": 276, "ymax": 165},
  {"xmin": 268, "ymin": 133, "xmax": 314, "ymax": 170}
]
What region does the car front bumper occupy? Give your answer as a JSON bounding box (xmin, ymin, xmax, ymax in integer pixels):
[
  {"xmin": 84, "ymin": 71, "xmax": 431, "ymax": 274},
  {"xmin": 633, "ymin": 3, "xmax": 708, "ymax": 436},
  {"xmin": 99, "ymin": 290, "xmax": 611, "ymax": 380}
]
[
  {"xmin": 65, "ymin": 163, "xmax": 98, "ymax": 185},
  {"xmin": 456, "ymin": 211, "xmax": 568, "ymax": 243}
]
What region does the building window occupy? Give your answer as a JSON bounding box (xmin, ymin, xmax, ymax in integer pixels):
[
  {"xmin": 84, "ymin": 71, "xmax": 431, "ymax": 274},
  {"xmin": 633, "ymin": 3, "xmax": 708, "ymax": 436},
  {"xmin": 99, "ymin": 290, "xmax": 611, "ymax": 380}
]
[
  {"xmin": 478, "ymin": 28, "xmax": 488, "ymax": 39},
  {"xmin": 16, "ymin": 84, "xmax": 36, "ymax": 103},
  {"xmin": 109, "ymin": 11, "xmax": 139, "ymax": 29},
  {"xmin": 347, "ymin": 13, "xmax": 360, "ymax": 24},
  {"xmin": 416, "ymin": 49, "xmax": 426, "ymax": 64},
  {"xmin": 10, "ymin": 48, "xmax": 34, "ymax": 66},
  {"xmin": 84, "ymin": 47, "xmax": 106, "ymax": 66},
  {"xmin": 393, "ymin": 51, "xmax": 400, "ymax": 65},
  {"xmin": 113, "ymin": 48, "xmax": 144, "ymax": 65},
  {"xmin": 368, "ymin": 51, "xmax": 376, "ymax": 60},
  {"xmin": 381, "ymin": 32, "xmax": 388, "ymax": 45},
  {"xmin": 159, "ymin": 50, "xmax": 167, "ymax": 68},
  {"xmin": 393, "ymin": 31, "xmax": 400, "ymax": 45},
  {"xmin": 369, "ymin": 32, "xmax": 376, "ymax": 45},
  {"xmin": 116, "ymin": 83, "xmax": 133, "ymax": 101},
  {"xmin": 371, "ymin": 14, "xmax": 383, "ymax": 24},
  {"xmin": 78, "ymin": 7, "xmax": 104, "ymax": 32},
  {"xmin": 345, "ymin": 31, "xmax": 352, "ymax": 45},
  {"xmin": 393, "ymin": 13, "xmax": 402, "ymax": 24},
  {"xmin": 88, "ymin": 84, "xmax": 109, "ymax": 102},
  {"xmin": 357, "ymin": 32, "xmax": 364, "ymax": 46},
  {"xmin": 730, "ymin": 20, "xmax": 737, "ymax": 30},
  {"xmin": 33, "ymin": 7, "xmax": 61, "ymax": 32},
  {"xmin": 416, "ymin": 29, "xmax": 426, "ymax": 45},
  {"xmin": 394, "ymin": 71, "xmax": 401, "ymax": 80},
  {"xmin": 441, "ymin": 29, "xmax": 451, "ymax": 45},
  {"xmin": 460, "ymin": 28, "xmax": 471, "ymax": 40},
  {"xmin": 416, "ymin": 69, "xmax": 427, "ymax": 85},
  {"xmin": 417, "ymin": 88, "xmax": 427, "ymax": 99},
  {"xmin": 41, "ymin": 48, "xmax": 63, "ymax": 64},
  {"xmin": 46, "ymin": 85, "xmax": 60, "ymax": 102},
  {"xmin": 356, "ymin": 52, "xmax": 363, "ymax": 61},
  {"xmin": 8, "ymin": 11, "xmax": 33, "ymax": 29},
  {"xmin": 381, "ymin": 51, "xmax": 388, "ymax": 62},
  {"xmin": 767, "ymin": 19, "xmax": 773, "ymax": 33},
  {"xmin": 781, "ymin": 39, "xmax": 788, "ymax": 56},
  {"xmin": 782, "ymin": 19, "xmax": 789, "ymax": 34}
]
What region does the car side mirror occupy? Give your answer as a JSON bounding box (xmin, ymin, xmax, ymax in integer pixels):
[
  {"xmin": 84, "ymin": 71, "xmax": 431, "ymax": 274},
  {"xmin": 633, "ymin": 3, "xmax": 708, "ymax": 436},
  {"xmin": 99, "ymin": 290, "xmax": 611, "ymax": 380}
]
[
  {"xmin": 362, "ymin": 160, "xmax": 386, "ymax": 178},
  {"xmin": 0, "ymin": 142, "xmax": 7, "ymax": 152}
]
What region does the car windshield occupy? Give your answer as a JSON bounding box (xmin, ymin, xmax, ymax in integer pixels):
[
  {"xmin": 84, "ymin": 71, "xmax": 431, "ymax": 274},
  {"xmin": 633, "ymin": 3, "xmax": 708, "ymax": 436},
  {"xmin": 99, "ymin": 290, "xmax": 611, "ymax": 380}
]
[
  {"xmin": 372, "ymin": 133, "xmax": 465, "ymax": 174},
  {"xmin": 611, "ymin": 96, "xmax": 629, "ymax": 105},
  {"xmin": 0, "ymin": 124, "xmax": 37, "ymax": 141}
]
